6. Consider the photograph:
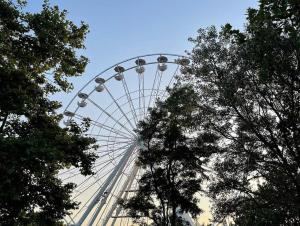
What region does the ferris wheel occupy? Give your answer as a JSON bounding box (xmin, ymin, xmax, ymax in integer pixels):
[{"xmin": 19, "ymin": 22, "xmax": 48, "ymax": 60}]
[{"xmin": 62, "ymin": 53, "xmax": 191, "ymax": 226}]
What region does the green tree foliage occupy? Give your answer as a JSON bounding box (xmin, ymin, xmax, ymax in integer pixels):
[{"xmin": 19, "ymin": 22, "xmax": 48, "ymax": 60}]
[
  {"xmin": 0, "ymin": 0, "xmax": 97, "ymax": 224},
  {"xmin": 188, "ymin": 0, "xmax": 300, "ymax": 225},
  {"xmin": 122, "ymin": 85, "xmax": 220, "ymax": 226}
]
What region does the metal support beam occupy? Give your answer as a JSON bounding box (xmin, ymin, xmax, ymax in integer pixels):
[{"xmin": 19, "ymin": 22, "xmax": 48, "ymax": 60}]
[
  {"xmin": 75, "ymin": 142, "xmax": 137, "ymax": 226},
  {"xmin": 104, "ymin": 165, "xmax": 139, "ymax": 226},
  {"xmin": 87, "ymin": 143, "xmax": 137, "ymax": 226}
]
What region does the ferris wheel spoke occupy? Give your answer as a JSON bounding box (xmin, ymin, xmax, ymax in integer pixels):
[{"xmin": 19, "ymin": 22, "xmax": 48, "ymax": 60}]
[
  {"xmin": 63, "ymin": 146, "xmax": 129, "ymax": 182},
  {"xmin": 76, "ymin": 165, "xmax": 112, "ymax": 191},
  {"xmin": 86, "ymin": 134, "xmax": 131, "ymax": 143},
  {"xmin": 96, "ymin": 145, "xmax": 129, "ymax": 158},
  {"xmin": 138, "ymin": 72, "xmax": 146, "ymax": 119},
  {"xmin": 72, "ymin": 170, "xmax": 114, "ymax": 220},
  {"xmin": 99, "ymin": 139, "xmax": 133, "ymax": 150},
  {"xmin": 95, "ymin": 139, "xmax": 133, "ymax": 145},
  {"xmin": 73, "ymin": 114, "xmax": 132, "ymax": 139},
  {"xmin": 167, "ymin": 64, "xmax": 179, "ymax": 87},
  {"xmin": 100, "ymin": 91, "xmax": 162, "ymax": 134},
  {"xmin": 63, "ymin": 161, "xmax": 112, "ymax": 185},
  {"xmin": 96, "ymin": 144, "xmax": 133, "ymax": 155},
  {"xmin": 103, "ymin": 85, "xmax": 136, "ymax": 130},
  {"xmin": 147, "ymin": 68, "xmax": 159, "ymax": 110},
  {"xmin": 162, "ymin": 64, "xmax": 180, "ymax": 97},
  {"xmin": 142, "ymin": 73, "xmax": 146, "ymax": 118},
  {"xmin": 97, "ymin": 88, "xmax": 142, "ymax": 128},
  {"xmin": 122, "ymin": 78, "xmax": 138, "ymax": 126},
  {"xmin": 98, "ymin": 148, "xmax": 132, "ymax": 169},
  {"xmin": 73, "ymin": 146, "xmax": 132, "ymax": 202},
  {"xmin": 66, "ymin": 215, "xmax": 76, "ymax": 225},
  {"xmin": 74, "ymin": 168, "xmax": 115, "ymax": 200},
  {"xmin": 95, "ymin": 146, "xmax": 132, "ymax": 168},
  {"xmin": 107, "ymin": 106, "xmax": 141, "ymax": 135},
  {"xmin": 97, "ymin": 143, "xmax": 134, "ymax": 154},
  {"xmin": 73, "ymin": 162, "xmax": 131, "ymax": 220},
  {"xmin": 60, "ymin": 144, "xmax": 130, "ymax": 178},
  {"xmin": 90, "ymin": 122, "xmax": 131, "ymax": 139},
  {"xmin": 94, "ymin": 146, "xmax": 131, "ymax": 166},
  {"xmin": 86, "ymin": 134, "xmax": 130, "ymax": 140},
  {"xmin": 137, "ymin": 73, "xmax": 146, "ymax": 120},
  {"xmin": 87, "ymin": 98, "xmax": 135, "ymax": 136},
  {"xmin": 138, "ymin": 74, "xmax": 141, "ymax": 120},
  {"xmin": 155, "ymin": 71, "xmax": 163, "ymax": 101},
  {"xmin": 73, "ymin": 163, "xmax": 115, "ymax": 198}
]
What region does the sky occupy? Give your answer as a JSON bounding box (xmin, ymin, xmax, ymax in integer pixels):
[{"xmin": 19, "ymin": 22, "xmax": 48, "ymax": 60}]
[
  {"xmin": 26, "ymin": 0, "xmax": 258, "ymax": 106},
  {"xmin": 25, "ymin": 1, "xmax": 259, "ymax": 224}
]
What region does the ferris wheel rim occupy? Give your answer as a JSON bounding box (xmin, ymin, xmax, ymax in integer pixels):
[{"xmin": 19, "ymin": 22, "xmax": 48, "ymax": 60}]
[{"xmin": 64, "ymin": 53, "xmax": 189, "ymax": 112}]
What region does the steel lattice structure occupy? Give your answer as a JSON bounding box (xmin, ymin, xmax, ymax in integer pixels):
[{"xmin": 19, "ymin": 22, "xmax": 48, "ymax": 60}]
[{"xmin": 62, "ymin": 54, "xmax": 195, "ymax": 226}]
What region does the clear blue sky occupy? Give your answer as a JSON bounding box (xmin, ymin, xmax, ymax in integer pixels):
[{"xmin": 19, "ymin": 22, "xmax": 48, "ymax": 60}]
[{"xmin": 26, "ymin": 0, "xmax": 258, "ymax": 106}]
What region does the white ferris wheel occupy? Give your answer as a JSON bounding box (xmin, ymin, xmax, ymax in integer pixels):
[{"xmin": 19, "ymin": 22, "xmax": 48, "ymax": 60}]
[{"xmin": 61, "ymin": 53, "xmax": 192, "ymax": 226}]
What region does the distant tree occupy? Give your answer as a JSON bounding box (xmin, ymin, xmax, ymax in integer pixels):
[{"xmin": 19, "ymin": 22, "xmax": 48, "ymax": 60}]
[
  {"xmin": 0, "ymin": 0, "xmax": 97, "ymax": 224},
  {"xmin": 122, "ymin": 85, "xmax": 220, "ymax": 226},
  {"xmin": 188, "ymin": 0, "xmax": 300, "ymax": 225}
]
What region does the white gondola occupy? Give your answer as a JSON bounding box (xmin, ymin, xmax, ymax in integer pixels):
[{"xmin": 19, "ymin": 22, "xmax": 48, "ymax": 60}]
[
  {"xmin": 78, "ymin": 92, "xmax": 88, "ymax": 99},
  {"xmin": 95, "ymin": 84, "xmax": 105, "ymax": 92},
  {"xmin": 114, "ymin": 66, "xmax": 125, "ymax": 81},
  {"xmin": 114, "ymin": 73, "xmax": 124, "ymax": 81},
  {"xmin": 135, "ymin": 58, "xmax": 146, "ymax": 65},
  {"xmin": 157, "ymin": 56, "xmax": 168, "ymax": 72},
  {"xmin": 158, "ymin": 63, "xmax": 167, "ymax": 71},
  {"xmin": 177, "ymin": 58, "xmax": 190, "ymax": 66},
  {"xmin": 95, "ymin": 77, "xmax": 106, "ymax": 84},
  {"xmin": 77, "ymin": 100, "xmax": 87, "ymax": 107},
  {"xmin": 135, "ymin": 59, "xmax": 146, "ymax": 74},
  {"xmin": 135, "ymin": 66, "xmax": 145, "ymax": 74},
  {"xmin": 64, "ymin": 111, "xmax": 75, "ymax": 117},
  {"xmin": 157, "ymin": 56, "xmax": 168, "ymax": 63},
  {"xmin": 114, "ymin": 66, "xmax": 125, "ymax": 73}
]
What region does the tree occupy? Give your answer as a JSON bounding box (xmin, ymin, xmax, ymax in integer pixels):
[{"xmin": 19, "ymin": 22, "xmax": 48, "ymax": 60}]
[
  {"xmin": 188, "ymin": 0, "xmax": 300, "ymax": 224},
  {"xmin": 0, "ymin": 0, "xmax": 97, "ymax": 224},
  {"xmin": 122, "ymin": 85, "xmax": 220, "ymax": 226}
]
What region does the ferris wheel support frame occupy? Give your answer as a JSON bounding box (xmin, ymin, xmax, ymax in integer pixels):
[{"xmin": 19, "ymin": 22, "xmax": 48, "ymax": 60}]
[
  {"xmin": 75, "ymin": 141, "xmax": 139, "ymax": 226},
  {"xmin": 103, "ymin": 165, "xmax": 139, "ymax": 226}
]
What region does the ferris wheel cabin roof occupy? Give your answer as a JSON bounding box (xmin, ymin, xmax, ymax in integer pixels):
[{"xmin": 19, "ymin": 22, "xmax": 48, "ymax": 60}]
[
  {"xmin": 114, "ymin": 66, "xmax": 125, "ymax": 73},
  {"xmin": 157, "ymin": 55, "xmax": 168, "ymax": 63},
  {"xmin": 135, "ymin": 58, "xmax": 146, "ymax": 66}
]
